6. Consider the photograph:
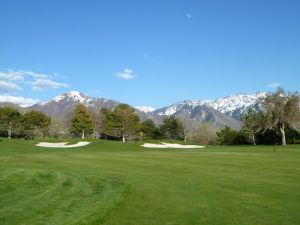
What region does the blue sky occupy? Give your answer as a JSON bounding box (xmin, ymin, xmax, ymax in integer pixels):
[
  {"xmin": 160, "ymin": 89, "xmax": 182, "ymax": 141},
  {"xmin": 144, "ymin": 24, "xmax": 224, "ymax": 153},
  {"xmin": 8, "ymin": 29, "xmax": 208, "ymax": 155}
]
[{"xmin": 0, "ymin": 0, "xmax": 299, "ymax": 108}]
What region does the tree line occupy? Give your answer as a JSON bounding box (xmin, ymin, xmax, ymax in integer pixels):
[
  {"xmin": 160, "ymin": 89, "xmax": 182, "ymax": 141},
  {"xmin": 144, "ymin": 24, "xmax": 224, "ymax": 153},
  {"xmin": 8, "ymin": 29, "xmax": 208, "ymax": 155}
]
[
  {"xmin": 1, "ymin": 88, "xmax": 299, "ymax": 145},
  {"xmin": 217, "ymin": 88, "xmax": 300, "ymax": 145},
  {"xmin": 68, "ymin": 103, "xmax": 188, "ymax": 142},
  {"xmin": 0, "ymin": 108, "xmax": 51, "ymax": 139}
]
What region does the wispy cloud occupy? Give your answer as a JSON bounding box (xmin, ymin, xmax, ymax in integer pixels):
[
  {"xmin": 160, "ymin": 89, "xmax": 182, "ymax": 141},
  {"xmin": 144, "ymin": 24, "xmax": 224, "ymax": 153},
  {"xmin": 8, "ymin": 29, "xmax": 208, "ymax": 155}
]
[
  {"xmin": 0, "ymin": 81, "xmax": 22, "ymax": 92},
  {"xmin": 268, "ymin": 82, "xmax": 281, "ymax": 89},
  {"xmin": 0, "ymin": 94, "xmax": 39, "ymax": 107},
  {"xmin": 31, "ymin": 79, "xmax": 69, "ymax": 91},
  {"xmin": 116, "ymin": 69, "xmax": 136, "ymax": 80},
  {"xmin": 0, "ymin": 70, "xmax": 70, "ymax": 92}
]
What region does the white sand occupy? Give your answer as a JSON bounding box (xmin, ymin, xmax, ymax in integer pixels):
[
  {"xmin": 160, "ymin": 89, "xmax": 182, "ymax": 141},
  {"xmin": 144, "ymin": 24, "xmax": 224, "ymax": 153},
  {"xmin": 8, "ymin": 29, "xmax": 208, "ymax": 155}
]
[
  {"xmin": 36, "ymin": 142, "xmax": 91, "ymax": 148},
  {"xmin": 142, "ymin": 142, "xmax": 205, "ymax": 149}
]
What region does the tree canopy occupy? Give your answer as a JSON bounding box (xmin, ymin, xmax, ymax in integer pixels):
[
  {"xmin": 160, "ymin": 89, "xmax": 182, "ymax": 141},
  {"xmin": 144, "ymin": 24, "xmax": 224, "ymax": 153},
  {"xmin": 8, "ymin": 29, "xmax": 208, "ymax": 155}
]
[
  {"xmin": 262, "ymin": 88, "xmax": 300, "ymax": 145},
  {"xmin": 69, "ymin": 104, "xmax": 93, "ymax": 138}
]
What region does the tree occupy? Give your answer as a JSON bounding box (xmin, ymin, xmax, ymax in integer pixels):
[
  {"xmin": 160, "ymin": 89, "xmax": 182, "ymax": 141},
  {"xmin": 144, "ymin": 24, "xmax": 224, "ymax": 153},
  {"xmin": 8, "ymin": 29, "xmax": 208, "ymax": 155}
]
[
  {"xmin": 262, "ymin": 88, "xmax": 300, "ymax": 145},
  {"xmin": 177, "ymin": 113, "xmax": 196, "ymax": 142},
  {"xmin": 191, "ymin": 123, "xmax": 217, "ymax": 145},
  {"xmin": 140, "ymin": 119, "xmax": 161, "ymax": 140},
  {"xmin": 101, "ymin": 108, "xmax": 116, "ymax": 139},
  {"xmin": 69, "ymin": 104, "xmax": 93, "ymax": 138},
  {"xmin": 113, "ymin": 104, "xmax": 140, "ymax": 142},
  {"xmin": 160, "ymin": 116, "xmax": 184, "ymax": 140},
  {"xmin": 240, "ymin": 108, "xmax": 264, "ymax": 145},
  {"xmin": 22, "ymin": 110, "xmax": 51, "ymax": 138},
  {"xmin": 89, "ymin": 109, "xmax": 104, "ymax": 139},
  {"xmin": 0, "ymin": 107, "xmax": 21, "ymax": 138},
  {"xmin": 216, "ymin": 126, "xmax": 248, "ymax": 145}
]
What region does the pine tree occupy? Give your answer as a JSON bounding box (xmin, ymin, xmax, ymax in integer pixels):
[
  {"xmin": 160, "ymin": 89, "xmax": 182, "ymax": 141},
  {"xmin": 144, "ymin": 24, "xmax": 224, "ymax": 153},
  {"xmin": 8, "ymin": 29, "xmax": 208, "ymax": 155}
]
[
  {"xmin": 69, "ymin": 104, "xmax": 93, "ymax": 138},
  {"xmin": 160, "ymin": 116, "xmax": 184, "ymax": 140}
]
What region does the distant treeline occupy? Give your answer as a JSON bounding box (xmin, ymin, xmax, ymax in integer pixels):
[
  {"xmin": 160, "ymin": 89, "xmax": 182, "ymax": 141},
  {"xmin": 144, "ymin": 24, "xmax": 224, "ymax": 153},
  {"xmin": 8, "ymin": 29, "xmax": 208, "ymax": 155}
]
[
  {"xmin": 217, "ymin": 88, "xmax": 300, "ymax": 145},
  {"xmin": 1, "ymin": 88, "xmax": 299, "ymax": 145},
  {"xmin": 0, "ymin": 107, "xmax": 51, "ymax": 139}
]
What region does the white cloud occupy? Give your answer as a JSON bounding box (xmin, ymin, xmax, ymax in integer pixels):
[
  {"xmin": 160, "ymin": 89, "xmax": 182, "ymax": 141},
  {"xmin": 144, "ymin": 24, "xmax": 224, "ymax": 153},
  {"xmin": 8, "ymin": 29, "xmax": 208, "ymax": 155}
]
[
  {"xmin": 0, "ymin": 81, "xmax": 22, "ymax": 92},
  {"xmin": 268, "ymin": 82, "xmax": 281, "ymax": 89},
  {"xmin": 0, "ymin": 94, "xmax": 39, "ymax": 107},
  {"xmin": 116, "ymin": 69, "xmax": 136, "ymax": 80},
  {"xmin": 0, "ymin": 70, "xmax": 70, "ymax": 92},
  {"xmin": 0, "ymin": 70, "xmax": 25, "ymax": 81},
  {"xmin": 31, "ymin": 79, "xmax": 69, "ymax": 91}
]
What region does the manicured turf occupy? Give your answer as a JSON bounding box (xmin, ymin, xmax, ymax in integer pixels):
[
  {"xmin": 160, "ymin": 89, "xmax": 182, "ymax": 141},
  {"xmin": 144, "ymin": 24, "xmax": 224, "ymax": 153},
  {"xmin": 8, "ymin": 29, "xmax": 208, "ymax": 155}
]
[{"xmin": 0, "ymin": 139, "xmax": 299, "ymax": 225}]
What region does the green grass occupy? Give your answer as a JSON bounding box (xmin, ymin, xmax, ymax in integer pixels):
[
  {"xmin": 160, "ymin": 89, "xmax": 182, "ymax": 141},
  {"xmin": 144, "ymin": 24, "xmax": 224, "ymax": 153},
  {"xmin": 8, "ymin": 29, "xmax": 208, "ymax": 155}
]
[{"xmin": 0, "ymin": 139, "xmax": 300, "ymax": 225}]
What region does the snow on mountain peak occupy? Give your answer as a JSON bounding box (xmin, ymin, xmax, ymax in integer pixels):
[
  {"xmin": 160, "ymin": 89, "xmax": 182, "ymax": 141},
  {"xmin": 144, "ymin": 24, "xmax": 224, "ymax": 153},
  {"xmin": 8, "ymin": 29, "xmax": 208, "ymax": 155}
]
[
  {"xmin": 135, "ymin": 106, "xmax": 155, "ymax": 113},
  {"xmin": 154, "ymin": 92, "xmax": 267, "ymax": 117},
  {"xmin": 37, "ymin": 91, "xmax": 92, "ymax": 106},
  {"xmin": 208, "ymin": 92, "xmax": 267, "ymax": 113},
  {"xmin": 65, "ymin": 91, "xmax": 89, "ymax": 103}
]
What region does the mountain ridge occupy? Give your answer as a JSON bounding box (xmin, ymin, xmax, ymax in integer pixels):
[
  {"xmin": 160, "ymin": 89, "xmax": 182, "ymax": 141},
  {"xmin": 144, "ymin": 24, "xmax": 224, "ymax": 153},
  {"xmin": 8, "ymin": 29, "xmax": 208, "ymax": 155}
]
[{"xmin": 1, "ymin": 91, "xmax": 268, "ymax": 129}]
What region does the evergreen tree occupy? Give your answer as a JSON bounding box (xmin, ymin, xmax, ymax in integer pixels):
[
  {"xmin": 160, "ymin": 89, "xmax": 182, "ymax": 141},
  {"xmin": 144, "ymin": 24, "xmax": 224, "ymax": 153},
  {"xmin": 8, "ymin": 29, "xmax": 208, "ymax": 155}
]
[
  {"xmin": 69, "ymin": 104, "xmax": 93, "ymax": 138},
  {"xmin": 160, "ymin": 116, "xmax": 184, "ymax": 140},
  {"xmin": 216, "ymin": 126, "xmax": 248, "ymax": 145},
  {"xmin": 140, "ymin": 119, "xmax": 160, "ymax": 140}
]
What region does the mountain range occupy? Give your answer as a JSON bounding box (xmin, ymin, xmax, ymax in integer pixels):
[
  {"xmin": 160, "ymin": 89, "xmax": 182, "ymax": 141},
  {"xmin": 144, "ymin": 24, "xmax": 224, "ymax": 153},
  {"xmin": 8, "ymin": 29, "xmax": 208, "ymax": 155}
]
[{"xmin": 0, "ymin": 91, "xmax": 267, "ymax": 129}]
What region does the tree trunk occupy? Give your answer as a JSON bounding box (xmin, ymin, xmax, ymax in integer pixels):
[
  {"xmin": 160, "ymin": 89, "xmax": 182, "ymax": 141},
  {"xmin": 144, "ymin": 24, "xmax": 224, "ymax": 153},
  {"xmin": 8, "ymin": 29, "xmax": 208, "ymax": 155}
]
[
  {"xmin": 8, "ymin": 122, "xmax": 12, "ymax": 139},
  {"xmin": 122, "ymin": 122, "xmax": 125, "ymax": 142},
  {"xmin": 82, "ymin": 129, "xmax": 85, "ymax": 139},
  {"xmin": 251, "ymin": 130, "xmax": 256, "ymax": 145},
  {"xmin": 122, "ymin": 132, "xmax": 125, "ymax": 142},
  {"xmin": 279, "ymin": 122, "xmax": 286, "ymax": 146}
]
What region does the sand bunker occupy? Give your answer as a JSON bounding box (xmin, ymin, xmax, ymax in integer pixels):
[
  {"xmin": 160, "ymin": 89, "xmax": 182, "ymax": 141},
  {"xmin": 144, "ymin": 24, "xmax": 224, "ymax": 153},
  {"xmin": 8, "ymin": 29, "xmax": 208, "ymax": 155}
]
[
  {"xmin": 36, "ymin": 142, "xmax": 90, "ymax": 148},
  {"xmin": 142, "ymin": 142, "xmax": 205, "ymax": 149}
]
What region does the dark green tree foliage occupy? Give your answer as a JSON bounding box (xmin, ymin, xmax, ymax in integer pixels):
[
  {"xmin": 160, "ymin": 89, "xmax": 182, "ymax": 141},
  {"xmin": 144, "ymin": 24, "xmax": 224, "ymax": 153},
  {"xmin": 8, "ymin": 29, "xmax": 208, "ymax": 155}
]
[
  {"xmin": 0, "ymin": 107, "xmax": 21, "ymax": 138},
  {"xmin": 160, "ymin": 116, "xmax": 184, "ymax": 140},
  {"xmin": 140, "ymin": 119, "xmax": 161, "ymax": 140},
  {"xmin": 22, "ymin": 110, "xmax": 51, "ymax": 138},
  {"xmin": 101, "ymin": 108, "xmax": 116, "ymax": 138},
  {"xmin": 69, "ymin": 104, "xmax": 93, "ymax": 138},
  {"xmin": 216, "ymin": 126, "xmax": 248, "ymax": 145},
  {"xmin": 262, "ymin": 88, "xmax": 300, "ymax": 145}
]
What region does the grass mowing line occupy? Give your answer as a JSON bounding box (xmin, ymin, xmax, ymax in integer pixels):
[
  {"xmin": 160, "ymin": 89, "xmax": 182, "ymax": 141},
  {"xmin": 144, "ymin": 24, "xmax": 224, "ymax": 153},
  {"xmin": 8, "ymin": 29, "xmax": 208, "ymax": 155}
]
[{"xmin": 0, "ymin": 168, "xmax": 131, "ymax": 225}]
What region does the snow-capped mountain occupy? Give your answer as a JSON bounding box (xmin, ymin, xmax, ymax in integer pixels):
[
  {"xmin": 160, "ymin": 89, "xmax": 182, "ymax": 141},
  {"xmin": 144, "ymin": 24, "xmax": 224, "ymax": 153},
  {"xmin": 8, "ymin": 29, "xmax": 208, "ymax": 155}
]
[
  {"xmin": 151, "ymin": 101, "xmax": 241, "ymax": 129},
  {"xmin": 30, "ymin": 91, "xmax": 120, "ymax": 118},
  {"xmin": 135, "ymin": 106, "xmax": 155, "ymax": 113},
  {"xmin": 20, "ymin": 91, "xmax": 269, "ymax": 129},
  {"xmin": 29, "ymin": 91, "xmax": 161, "ymax": 124},
  {"xmin": 151, "ymin": 93, "xmax": 267, "ymax": 124},
  {"xmin": 207, "ymin": 93, "xmax": 267, "ymax": 119}
]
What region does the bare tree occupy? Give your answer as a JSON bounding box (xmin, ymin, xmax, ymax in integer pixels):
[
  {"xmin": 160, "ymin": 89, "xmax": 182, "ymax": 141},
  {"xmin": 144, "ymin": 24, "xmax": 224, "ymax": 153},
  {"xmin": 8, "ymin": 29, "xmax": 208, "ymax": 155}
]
[
  {"xmin": 262, "ymin": 88, "xmax": 300, "ymax": 145},
  {"xmin": 88, "ymin": 109, "xmax": 104, "ymax": 139}
]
